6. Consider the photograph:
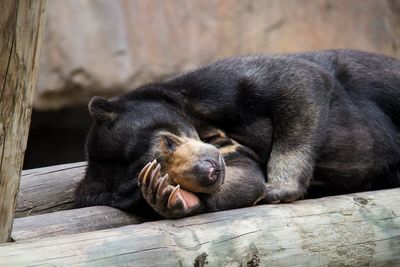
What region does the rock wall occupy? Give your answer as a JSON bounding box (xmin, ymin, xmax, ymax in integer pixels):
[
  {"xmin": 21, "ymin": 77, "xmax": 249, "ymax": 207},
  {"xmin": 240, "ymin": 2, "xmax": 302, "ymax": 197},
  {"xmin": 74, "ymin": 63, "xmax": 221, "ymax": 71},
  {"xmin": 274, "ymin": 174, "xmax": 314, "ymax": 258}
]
[{"xmin": 35, "ymin": 0, "xmax": 400, "ymax": 109}]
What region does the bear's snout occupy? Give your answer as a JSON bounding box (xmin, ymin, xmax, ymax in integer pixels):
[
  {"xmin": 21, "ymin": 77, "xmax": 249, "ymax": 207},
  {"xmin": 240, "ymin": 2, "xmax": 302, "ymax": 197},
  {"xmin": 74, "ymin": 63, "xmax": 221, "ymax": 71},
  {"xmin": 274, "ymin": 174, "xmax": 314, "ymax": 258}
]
[
  {"xmin": 194, "ymin": 155, "xmax": 224, "ymax": 186},
  {"xmin": 165, "ymin": 139, "xmax": 226, "ymax": 194}
]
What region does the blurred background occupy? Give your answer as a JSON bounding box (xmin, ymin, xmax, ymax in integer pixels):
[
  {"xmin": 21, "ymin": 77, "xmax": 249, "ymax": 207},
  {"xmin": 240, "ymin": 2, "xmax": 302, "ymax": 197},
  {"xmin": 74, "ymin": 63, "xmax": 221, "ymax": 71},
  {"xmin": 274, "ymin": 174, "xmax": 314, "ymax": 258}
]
[{"xmin": 23, "ymin": 0, "xmax": 400, "ymax": 169}]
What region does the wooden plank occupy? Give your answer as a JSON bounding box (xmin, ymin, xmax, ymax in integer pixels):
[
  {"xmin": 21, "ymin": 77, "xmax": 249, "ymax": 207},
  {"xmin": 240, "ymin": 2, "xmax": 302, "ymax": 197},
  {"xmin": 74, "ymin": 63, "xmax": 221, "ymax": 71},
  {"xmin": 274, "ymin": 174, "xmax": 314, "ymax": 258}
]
[
  {"xmin": 15, "ymin": 162, "xmax": 86, "ymax": 218},
  {"xmin": 0, "ymin": 0, "xmax": 47, "ymax": 243},
  {"xmin": 12, "ymin": 206, "xmax": 145, "ymax": 241},
  {"xmin": 1, "ymin": 189, "xmax": 399, "ymax": 266}
]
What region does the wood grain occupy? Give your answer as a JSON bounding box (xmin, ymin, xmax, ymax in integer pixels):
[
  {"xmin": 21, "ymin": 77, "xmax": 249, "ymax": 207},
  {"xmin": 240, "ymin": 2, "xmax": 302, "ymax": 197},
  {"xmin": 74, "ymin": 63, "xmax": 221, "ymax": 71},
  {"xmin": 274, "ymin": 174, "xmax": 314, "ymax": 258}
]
[
  {"xmin": 12, "ymin": 206, "xmax": 145, "ymax": 241},
  {"xmin": 0, "ymin": 0, "xmax": 47, "ymax": 243},
  {"xmin": 15, "ymin": 162, "xmax": 86, "ymax": 218},
  {"xmin": 1, "ymin": 189, "xmax": 399, "ymax": 266}
]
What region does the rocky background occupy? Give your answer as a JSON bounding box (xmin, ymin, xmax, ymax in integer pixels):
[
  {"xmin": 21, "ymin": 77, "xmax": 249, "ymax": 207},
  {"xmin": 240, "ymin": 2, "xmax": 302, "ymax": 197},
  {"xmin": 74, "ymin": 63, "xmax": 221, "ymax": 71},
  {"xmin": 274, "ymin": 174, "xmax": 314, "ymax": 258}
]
[{"xmin": 25, "ymin": 0, "xmax": 400, "ymax": 168}]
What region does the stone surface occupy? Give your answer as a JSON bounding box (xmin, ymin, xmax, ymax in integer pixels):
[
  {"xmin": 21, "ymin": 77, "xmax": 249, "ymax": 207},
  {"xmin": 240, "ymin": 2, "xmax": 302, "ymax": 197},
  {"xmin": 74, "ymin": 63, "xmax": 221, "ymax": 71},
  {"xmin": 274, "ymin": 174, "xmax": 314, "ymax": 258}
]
[{"xmin": 35, "ymin": 0, "xmax": 400, "ymax": 109}]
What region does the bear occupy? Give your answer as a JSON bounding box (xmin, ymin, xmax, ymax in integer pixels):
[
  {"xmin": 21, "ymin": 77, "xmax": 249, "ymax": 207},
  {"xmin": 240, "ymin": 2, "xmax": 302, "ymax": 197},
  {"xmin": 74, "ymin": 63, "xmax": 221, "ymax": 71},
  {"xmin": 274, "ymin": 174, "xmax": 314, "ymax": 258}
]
[
  {"xmin": 136, "ymin": 128, "xmax": 267, "ymax": 218},
  {"xmin": 74, "ymin": 97, "xmax": 266, "ymax": 218},
  {"xmin": 76, "ymin": 49, "xmax": 400, "ymax": 217}
]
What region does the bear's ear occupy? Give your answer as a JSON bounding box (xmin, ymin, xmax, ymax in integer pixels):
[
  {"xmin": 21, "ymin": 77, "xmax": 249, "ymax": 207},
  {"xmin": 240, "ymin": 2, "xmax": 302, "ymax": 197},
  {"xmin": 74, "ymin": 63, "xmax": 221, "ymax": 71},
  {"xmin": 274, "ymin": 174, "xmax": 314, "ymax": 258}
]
[{"xmin": 88, "ymin": 96, "xmax": 117, "ymax": 123}]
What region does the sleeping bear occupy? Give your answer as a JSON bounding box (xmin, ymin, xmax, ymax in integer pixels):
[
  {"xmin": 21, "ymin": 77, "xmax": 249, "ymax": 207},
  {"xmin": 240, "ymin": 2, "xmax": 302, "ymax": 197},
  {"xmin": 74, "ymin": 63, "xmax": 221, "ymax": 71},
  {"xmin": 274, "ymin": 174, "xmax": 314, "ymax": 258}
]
[
  {"xmin": 75, "ymin": 49, "xmax": 400, "ymax": 218},
  {"xmin": 75, "ymin": 97, "xmax": 266, "ymax": 218}
]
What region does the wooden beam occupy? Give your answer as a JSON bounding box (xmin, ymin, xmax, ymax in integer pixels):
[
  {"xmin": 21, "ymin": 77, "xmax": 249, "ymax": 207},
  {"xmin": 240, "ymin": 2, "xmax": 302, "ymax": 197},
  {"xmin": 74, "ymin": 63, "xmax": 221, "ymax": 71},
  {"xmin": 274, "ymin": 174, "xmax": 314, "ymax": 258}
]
[
  {"xmin": 15, "ymin": 162, "xmax": 86, "ymax": 218},
  {"xmin": 12, "ymin": 206, "xmax": 145, "ymax": 242},
  {"xmin": 1, "ymin": 189, "xmax": 399, "ymax": 266},
  {"xmin": 0, "ymin": 0, "xmax": 47, "ymax": 243}
]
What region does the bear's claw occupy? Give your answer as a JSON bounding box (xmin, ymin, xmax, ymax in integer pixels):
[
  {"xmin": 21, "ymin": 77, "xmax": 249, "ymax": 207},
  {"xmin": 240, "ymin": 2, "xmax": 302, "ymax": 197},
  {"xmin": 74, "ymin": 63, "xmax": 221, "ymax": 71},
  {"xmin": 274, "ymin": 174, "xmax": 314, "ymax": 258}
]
[
  {"xmin": 168, "ymin": 184, "xmax": 184, "ymax": 209},
  {"xmin": 157, "ymin": 174, "xmax": 169, "ymax": 198},
  {"xmin": 138, "ymin": 159, "xmax": 201, "ymax": 218},
  {"xmin": 138, "ymin": 160, "xmax": 157, "ymax": 185},
  {"xmin": 262, "ymin": 183, "xmax": 303, "ymax": 203}
]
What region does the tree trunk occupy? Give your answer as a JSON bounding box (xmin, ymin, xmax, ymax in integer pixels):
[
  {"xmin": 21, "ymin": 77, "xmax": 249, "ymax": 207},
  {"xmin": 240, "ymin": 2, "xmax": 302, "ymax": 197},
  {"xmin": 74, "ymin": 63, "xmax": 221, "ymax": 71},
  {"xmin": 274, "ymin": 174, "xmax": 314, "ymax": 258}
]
[
  {"xmin": 12, "ymin": 206, "xmax": 145, "ymax": 241},
  {"xmin": 0, "ymin": 0, "xmax": 47, "ymax": 243},
  {"xmin": 15, "ymin": 162, "xmax": 86, "ymax": 218},
  {"xmin": 2, "ymin": 189, "xmax": 400, "ymax": 266}
]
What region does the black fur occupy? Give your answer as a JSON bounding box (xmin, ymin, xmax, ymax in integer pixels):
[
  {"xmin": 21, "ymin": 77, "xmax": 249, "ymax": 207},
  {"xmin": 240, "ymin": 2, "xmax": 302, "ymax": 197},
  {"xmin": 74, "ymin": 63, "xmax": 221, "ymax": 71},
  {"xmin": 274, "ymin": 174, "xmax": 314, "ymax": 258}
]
[
  {"xmin": 75, "ymin": 49, "xmax": 400, "ymax": 216},
  {"xmin": 75, "ymin": 97, "xmax": 266, "ymax": 217}
]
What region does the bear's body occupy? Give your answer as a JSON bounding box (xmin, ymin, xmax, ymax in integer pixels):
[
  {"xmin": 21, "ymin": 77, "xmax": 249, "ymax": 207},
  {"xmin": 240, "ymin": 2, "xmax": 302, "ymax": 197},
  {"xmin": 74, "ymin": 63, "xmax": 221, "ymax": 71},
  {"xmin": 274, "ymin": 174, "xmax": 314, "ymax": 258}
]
[{"xmin": 75, "ymin": 49, "xmax": 400, "ymax": 217}]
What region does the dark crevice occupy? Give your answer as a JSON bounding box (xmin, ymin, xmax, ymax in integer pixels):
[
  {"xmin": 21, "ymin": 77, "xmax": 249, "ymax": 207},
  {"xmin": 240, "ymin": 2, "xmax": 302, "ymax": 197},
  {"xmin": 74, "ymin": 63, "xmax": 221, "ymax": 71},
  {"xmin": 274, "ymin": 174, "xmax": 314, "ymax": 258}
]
[{"xmin": 23, "ymin": 106, "xmax": 91, "ymax": 169}]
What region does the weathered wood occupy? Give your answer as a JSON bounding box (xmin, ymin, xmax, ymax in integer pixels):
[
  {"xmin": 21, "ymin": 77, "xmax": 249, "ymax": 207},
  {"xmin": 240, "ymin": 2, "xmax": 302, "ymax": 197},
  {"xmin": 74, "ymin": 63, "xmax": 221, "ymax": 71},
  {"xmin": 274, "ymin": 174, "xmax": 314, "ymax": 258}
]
[
  {"xmin": 1, "ymin": 189, "xmax": 399, "ymax": 266},
  {"xmin": 0, "ymin": 0, "xmax": 47, "ymax": 243},
  {"xmin": 15, "ymin": 162, "xmax": 86, "ymax": 218},
  {"xmin": 12, "ymin": 206, "xmax": 145, "ymax": 241}
]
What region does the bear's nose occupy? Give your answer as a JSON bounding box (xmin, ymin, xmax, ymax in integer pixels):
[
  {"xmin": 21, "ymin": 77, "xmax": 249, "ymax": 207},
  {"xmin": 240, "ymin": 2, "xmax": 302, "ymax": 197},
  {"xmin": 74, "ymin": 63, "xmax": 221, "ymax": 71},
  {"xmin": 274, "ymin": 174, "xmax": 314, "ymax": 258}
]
[{"xmin": 195, "ymin": 159, "xmax": 222, "ymax": 186}]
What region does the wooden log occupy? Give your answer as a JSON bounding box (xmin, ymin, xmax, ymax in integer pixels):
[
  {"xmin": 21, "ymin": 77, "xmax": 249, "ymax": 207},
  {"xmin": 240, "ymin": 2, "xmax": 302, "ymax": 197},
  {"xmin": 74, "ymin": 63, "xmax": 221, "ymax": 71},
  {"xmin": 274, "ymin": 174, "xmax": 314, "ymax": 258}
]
[
  {"xmin": 1, "ymin": 189, "xmax": 399, "ymax": 266},
  {"xmin": 12, "ymin": 206, "xmax": 145, "ymax": 242},
  {"xmin": 0, "ymin": 0, "xmax": 47, "ymax": 243},
  {"xmin": 15, "ymin": 162, "xmax": 86, "ymax": 218}
]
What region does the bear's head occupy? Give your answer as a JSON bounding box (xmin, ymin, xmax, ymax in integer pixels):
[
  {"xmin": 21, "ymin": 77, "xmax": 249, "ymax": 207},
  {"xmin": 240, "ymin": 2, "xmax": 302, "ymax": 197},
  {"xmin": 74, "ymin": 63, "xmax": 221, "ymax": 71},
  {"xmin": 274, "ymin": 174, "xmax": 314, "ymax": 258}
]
[{"xmin": 86, "ymin": 93, "xmax": 225, "ymax": 194}]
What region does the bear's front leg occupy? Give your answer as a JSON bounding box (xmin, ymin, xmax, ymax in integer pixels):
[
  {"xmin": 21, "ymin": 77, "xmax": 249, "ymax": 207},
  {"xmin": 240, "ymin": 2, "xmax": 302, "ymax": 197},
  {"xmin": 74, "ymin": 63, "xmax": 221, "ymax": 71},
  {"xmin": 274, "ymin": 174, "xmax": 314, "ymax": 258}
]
[
  {"xmin": 262, "ymin": 148, "xmax": 313, "ymax": 203},
  {"xmin": 138, "ymin": 160, "xmax": 201, "ymax": 219}
]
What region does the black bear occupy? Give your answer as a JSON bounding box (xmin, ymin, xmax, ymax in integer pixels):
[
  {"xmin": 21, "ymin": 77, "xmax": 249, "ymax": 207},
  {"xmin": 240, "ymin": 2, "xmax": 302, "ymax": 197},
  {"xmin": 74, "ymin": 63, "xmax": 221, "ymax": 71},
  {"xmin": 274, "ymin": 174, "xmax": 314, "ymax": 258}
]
[
  {"xmin": 75, "ymin": 97, "xmax": 266, "ymax": 218},
  {"xmin": 75, "ymin": 49, "xmax": 400, "ymax": 218}
]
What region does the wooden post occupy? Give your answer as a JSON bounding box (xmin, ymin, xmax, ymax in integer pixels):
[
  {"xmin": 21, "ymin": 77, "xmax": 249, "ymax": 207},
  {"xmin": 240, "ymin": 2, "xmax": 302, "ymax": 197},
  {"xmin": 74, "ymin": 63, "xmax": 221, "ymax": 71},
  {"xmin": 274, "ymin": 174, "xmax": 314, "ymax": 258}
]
[{"xmin": 0, "ymin": 0, "xmax": 47, "ymax": 243}]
